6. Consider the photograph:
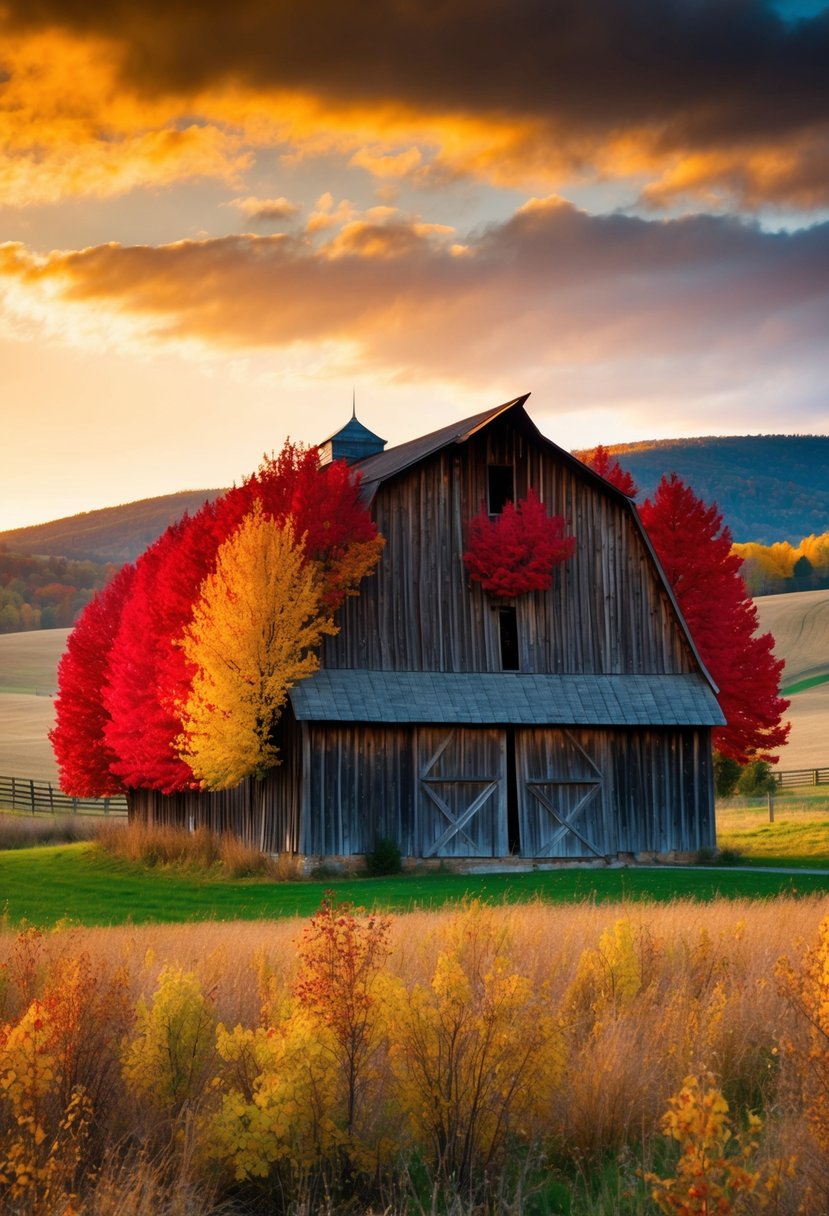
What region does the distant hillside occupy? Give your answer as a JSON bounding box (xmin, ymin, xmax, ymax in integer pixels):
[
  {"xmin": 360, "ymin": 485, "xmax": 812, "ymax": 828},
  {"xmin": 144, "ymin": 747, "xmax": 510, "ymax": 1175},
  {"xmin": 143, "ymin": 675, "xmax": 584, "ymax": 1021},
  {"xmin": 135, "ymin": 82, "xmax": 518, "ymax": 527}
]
[
  {"xmin": 572, "ymin": 435, "xmax": 829, "ymax": 544},
  {"xmin": 0, "ymin": 490, "xmax": 223, "ymax": 564}
]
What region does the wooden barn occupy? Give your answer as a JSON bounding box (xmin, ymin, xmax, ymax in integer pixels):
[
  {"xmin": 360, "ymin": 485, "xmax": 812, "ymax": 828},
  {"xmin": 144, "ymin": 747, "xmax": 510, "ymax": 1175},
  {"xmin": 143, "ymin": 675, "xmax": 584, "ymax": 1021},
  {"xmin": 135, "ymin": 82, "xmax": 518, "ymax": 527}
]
[{"xmin": 129, "ymin": 394, "xmax": 724, "ymax": 864}]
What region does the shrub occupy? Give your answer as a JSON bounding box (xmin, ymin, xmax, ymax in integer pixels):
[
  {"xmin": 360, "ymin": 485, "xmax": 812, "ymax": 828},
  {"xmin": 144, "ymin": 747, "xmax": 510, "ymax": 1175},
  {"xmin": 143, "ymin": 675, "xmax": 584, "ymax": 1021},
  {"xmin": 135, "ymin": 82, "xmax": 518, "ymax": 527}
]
[
  {"xmin": 737, "ymin": 760, "xmax": 778, "ymax": 797},
  {"xmin": 714, "ymin": 753, "xmax": 741, "ymax": 798},
  {"xmin": 365, "ymin": 836, "xmax": 402, "ymax": 876}
]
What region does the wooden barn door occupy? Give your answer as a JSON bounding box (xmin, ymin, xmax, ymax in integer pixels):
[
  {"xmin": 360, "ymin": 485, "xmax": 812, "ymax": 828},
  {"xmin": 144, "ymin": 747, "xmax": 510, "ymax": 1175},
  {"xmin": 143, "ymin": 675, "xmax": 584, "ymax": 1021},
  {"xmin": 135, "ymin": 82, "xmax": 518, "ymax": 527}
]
[
  {"xmin": 516, "ymin": 729, "xmax": 608, "ymax": 859},
  {"xmin": 415, "ymin": 728, "xmax": 507, "ymax": 858}
]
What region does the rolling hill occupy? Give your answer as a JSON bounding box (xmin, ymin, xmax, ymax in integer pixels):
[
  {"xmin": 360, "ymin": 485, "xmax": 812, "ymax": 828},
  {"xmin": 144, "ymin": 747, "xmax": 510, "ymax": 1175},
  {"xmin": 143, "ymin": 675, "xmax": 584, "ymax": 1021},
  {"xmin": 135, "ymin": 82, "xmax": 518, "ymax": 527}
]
[
  {"xmin": 1, "ymin": 435, "xmax": 827, "ymax": 566},
  {"xmin": 0, "ymin": 489, "xmax": 223, "ymax": 564},
  {"xmin": 572, "ymin": 434, "xmax": 829, "ymax": 544}
]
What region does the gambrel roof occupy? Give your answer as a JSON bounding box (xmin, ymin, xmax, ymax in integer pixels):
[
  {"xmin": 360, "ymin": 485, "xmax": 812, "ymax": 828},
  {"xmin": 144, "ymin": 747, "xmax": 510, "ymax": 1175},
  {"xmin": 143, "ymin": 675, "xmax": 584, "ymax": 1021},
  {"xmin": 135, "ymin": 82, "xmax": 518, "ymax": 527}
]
[
  {"xmin": 289, "ymin": 670, "xmax": 725, "ymax": 727},
  {"xmin": 349, "ymin": 393, "xmax": 720, "ymax": 697}
]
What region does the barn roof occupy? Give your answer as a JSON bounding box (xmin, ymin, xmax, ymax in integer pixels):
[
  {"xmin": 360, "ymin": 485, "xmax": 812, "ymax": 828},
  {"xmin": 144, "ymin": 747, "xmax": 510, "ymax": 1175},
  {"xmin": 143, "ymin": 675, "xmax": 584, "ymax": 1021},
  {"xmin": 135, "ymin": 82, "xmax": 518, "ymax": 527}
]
[
  {"xmin": 289, "ymin": 670, "xmax": 725, "ymax": 727},
  {"xmin": 352, "ymin": 394, "xmax": 531, "ymax": 497}
]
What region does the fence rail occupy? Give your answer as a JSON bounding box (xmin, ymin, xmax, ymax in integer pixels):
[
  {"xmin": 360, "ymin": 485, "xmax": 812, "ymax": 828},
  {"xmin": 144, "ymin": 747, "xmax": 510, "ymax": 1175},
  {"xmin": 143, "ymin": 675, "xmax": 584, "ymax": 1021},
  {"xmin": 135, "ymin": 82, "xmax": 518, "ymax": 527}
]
[
  {"xmin": 0, "ymin": 775, "xmax": 127, "ymax": 817},
  {"xmin": 774, "ymin": 767, "xmax": 829, "ymax": 789}
]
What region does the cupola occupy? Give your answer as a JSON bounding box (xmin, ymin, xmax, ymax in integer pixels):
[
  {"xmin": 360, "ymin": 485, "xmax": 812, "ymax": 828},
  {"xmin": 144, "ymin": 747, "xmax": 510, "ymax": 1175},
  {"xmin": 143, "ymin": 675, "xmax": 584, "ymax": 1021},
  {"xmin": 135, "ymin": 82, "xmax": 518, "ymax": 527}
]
[{"xmin": 318, "ymin": 402, "xmax": 386, "ymax": 465}]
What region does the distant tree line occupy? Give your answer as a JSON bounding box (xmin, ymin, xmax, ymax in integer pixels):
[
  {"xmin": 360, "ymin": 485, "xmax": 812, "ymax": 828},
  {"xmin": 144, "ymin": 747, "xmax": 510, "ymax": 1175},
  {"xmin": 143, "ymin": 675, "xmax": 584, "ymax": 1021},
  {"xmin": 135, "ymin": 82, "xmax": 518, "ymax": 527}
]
[
  {"xmin": 733, "ymin": 532, "xmax": 829, "ymax": 596},
  {"xmin": 0, "ymin": 546, "xmax": 116, "ymax": 633}
]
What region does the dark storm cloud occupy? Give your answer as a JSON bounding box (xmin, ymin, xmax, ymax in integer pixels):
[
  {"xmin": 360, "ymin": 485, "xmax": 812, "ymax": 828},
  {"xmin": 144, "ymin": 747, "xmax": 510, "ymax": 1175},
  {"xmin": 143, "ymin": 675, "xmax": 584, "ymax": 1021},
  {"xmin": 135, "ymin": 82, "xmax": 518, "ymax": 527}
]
[{"xmin": 5, "ymin": 0, "xmax": 829, "ymax": 145}]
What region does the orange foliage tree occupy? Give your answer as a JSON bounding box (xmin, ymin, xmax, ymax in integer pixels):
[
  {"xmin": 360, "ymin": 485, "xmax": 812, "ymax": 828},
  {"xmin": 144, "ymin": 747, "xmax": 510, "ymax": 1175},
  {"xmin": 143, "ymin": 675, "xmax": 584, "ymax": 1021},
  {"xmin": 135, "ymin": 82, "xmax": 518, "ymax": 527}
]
[{"xmin": 177, "ymin": 504, "xmax": 336, "ymax": 790}]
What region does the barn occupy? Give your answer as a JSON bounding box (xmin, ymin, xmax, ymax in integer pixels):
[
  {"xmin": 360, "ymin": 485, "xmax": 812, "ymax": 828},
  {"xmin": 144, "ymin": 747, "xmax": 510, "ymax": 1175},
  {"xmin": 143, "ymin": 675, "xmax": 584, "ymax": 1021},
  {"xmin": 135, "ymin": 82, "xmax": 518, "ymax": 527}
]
[{"xmin": 129, "ymin": 394, "xmax": 724, "ymax": 864}]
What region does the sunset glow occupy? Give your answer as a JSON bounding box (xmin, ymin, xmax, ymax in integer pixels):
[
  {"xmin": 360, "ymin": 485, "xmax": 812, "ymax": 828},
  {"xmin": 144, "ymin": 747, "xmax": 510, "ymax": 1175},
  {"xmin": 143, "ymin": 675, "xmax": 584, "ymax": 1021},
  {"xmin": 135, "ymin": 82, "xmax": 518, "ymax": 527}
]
[{"xmin": 1, "ymin": 0, "xmax": 827, "ymax": 529}]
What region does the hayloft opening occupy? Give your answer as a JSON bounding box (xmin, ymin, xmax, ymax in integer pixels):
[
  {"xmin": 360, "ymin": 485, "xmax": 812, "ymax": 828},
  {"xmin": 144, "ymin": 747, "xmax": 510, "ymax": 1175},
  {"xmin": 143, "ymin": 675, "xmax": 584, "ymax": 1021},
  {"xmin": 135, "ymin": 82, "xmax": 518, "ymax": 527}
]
[{"xmin": 487, "ymin": 464, "xmax": 514, "ymax": 515}]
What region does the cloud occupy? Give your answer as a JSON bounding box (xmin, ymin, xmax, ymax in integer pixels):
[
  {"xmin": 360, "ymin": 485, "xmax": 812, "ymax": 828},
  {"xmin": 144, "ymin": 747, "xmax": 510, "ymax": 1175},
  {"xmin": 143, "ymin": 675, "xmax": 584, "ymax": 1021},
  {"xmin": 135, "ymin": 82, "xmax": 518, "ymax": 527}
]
[
  {"xmin": 2, "ymin": 2, "xmax": 829, "ymax": 208},
  {"xmin": 227, "ymin": 196, "xmax": 301, "ymax": 224},
  {"xmin": 2, "ymin": 200, "xmax": 827, "ymax": 422}
]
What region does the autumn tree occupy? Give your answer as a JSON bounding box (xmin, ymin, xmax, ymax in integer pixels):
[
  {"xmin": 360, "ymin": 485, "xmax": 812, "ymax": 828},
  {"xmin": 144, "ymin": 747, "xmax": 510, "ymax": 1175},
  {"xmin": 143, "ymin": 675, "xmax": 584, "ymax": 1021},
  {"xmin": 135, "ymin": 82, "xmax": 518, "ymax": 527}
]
[
  {"xmin": 103, "ymin": 516, "xmax": 202, "ymax": 793},
  {"xmin": 101, "ymin": 444, "xmax": 383, "ymax": 793},
  {"xmin": 49, "ymin": 563, "xmax": 136, "ymax": 796},
  {"xmin": 582, "ymin": 445, "xmax": 639, "ymax": 497},
  {"xmin": 177, "ymin": 503, "xmax": 337, "ymax": 790},
  {"xmin": 464, "ymin": 489, "xmax": 575, "ymax": 597},
  {"xmin": 639, "ymin": 474, "xmax": 789, "ymax": 763}
]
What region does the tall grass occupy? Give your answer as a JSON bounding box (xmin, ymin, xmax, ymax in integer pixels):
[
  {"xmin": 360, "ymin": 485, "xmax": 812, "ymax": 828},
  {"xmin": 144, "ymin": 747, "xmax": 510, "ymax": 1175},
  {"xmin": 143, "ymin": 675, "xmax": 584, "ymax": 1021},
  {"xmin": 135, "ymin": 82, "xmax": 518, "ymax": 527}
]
[
  {"xmin": 1, "ymin": 895, "xmax": 827, "ymax": 1213},
  {"xmin": 94, "ymin": 818, "xmax": 290, "ymax": 878},
  {"xmin": 0, "ymin": 811, "xmax": 111, "ymax": 850}
]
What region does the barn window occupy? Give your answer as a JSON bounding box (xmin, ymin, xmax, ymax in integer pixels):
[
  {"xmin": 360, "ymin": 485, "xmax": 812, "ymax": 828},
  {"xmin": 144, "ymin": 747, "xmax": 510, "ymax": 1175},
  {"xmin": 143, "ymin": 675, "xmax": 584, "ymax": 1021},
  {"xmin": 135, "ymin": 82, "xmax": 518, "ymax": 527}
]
[
  {"xmin": 487, "ymin": 464, "xmax": 514, "ymax": 515},
  {"xmin": 498, "ymin": 606, "xmax": 520, "ymax": 670}
]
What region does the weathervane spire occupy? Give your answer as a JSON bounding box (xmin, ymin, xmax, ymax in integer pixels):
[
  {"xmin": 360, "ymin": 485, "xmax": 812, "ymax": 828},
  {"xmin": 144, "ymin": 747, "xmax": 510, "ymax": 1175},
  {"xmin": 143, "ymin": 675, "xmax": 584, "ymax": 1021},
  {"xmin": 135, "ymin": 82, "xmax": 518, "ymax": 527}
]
[{"xmin": 352, "ymin": 386, "xmax": 356, "ymax": 419}]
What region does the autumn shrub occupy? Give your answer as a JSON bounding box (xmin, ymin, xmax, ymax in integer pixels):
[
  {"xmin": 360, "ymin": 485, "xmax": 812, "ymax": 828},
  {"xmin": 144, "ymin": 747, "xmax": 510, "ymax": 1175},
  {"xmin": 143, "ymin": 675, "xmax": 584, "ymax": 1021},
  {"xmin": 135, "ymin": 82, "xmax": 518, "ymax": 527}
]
[
  {"xmin": 122, "ymin": 964, "xmax": 217, "ymax": 1117},
  {"xmin": 644, "ymin": 1071, "xmax": 785, "ymax": 1215},
  {"xmin": 386, "ymin": 900, "xmax": 564, "ymax": 1195},
  {"xmin": 0, "ymin": 947, "xmax": 132, "ymax": 1216},
  {"xmin": 0, "ymin": 897, "xmax": 824, "ymax": 1213}
]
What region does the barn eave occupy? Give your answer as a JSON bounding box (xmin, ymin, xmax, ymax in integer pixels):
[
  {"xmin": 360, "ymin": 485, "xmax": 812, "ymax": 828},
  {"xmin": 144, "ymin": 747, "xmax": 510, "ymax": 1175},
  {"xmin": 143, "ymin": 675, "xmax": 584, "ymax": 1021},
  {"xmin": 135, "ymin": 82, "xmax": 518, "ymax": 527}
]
[{"xmin": 288, "ymin": 669, "xmax": 725, "ymax": 728}]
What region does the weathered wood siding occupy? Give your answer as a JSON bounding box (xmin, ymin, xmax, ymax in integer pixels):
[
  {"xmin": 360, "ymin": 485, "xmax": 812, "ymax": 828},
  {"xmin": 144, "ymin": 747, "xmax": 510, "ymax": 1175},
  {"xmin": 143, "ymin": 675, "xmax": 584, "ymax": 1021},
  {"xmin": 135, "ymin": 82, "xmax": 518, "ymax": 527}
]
[
  {"xmin": 297, "ymin": 723, "xmax": 714, "ymax": 858},
  {"xmin": 323, "ymin": 416, "xmax": 695, "ymax": 676},
  {"xmin": 128, "ymin": 709, "xmax": 303, "ymax": 853}
]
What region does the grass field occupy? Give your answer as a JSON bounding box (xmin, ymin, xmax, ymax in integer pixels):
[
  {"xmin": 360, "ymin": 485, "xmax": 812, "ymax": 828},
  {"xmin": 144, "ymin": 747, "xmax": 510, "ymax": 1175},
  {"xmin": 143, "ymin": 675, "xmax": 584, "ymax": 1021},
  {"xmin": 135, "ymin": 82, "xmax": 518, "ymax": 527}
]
[
  {"xmin": 3, "ymin": 841, "xmax": 829, "ymax": 929},
  {"xmin": 716, "ymin": 788, "xmax": 829, "ymax": 866}
]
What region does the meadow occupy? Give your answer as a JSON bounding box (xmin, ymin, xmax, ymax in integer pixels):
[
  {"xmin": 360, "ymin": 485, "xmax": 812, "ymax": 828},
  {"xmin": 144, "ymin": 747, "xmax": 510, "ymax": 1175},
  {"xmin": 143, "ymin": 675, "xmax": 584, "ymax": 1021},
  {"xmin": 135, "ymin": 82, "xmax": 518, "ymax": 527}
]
[{"xmin": 2, "ymin": 888, "xmax": 829, "ymax": 1214}]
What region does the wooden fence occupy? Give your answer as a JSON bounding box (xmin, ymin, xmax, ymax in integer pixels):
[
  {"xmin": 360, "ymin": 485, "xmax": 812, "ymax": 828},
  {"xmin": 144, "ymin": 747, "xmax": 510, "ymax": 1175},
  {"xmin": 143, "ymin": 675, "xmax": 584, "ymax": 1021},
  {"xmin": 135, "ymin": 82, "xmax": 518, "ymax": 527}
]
[
  {"xmin": 774, "ymin": 767, "xmax": 829, "ymax": 789},
  {"xmin": 0, "ymin": 775, "xmax": 127, "ymax": 817}
]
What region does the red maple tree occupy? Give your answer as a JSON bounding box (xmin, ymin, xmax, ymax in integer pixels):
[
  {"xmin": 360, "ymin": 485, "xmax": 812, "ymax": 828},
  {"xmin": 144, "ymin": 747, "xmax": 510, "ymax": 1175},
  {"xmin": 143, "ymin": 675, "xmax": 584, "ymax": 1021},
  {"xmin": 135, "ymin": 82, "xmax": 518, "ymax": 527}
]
[
  {"xmin": 583, "ymin": 445, "xmax": 639, "ymax": 497},
  {"xmin": 639, "ymin": 473, "xmax": 789, "ymax": 763},
  {"xmin": 49, "ymin": 563, "xmax": 136, "ymax": 796},
  {"xmin": 93, "ymin": 443, "xmax": 383, "ymax": 793},
  {"xmin": 464, "ymin": 489, "xmax": 575, "ymax": 597}
]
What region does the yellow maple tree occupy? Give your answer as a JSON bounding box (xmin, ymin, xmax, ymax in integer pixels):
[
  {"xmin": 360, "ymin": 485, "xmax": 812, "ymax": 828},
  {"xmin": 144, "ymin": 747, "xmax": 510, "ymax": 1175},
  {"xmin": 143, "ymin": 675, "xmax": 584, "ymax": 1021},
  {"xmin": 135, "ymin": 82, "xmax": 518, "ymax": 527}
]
[{"xmin": 177, "ymin": 502, "xmax": 336, "ymax": 789}]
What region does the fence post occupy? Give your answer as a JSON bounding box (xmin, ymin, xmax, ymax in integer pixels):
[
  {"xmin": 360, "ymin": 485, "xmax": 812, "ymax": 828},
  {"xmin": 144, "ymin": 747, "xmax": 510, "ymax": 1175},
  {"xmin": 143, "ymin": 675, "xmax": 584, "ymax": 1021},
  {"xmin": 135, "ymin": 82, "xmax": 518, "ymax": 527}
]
[
  {"xmin": 11, "ymin": 775, "xmax": 17, "ymax": 811},
  {"xmin": 29, "ymin": 779, "xmax": 35, "ymax": 815},
  {"xmin": 768, "ymin": 791, "xmax": 775, "ymax": 823}
]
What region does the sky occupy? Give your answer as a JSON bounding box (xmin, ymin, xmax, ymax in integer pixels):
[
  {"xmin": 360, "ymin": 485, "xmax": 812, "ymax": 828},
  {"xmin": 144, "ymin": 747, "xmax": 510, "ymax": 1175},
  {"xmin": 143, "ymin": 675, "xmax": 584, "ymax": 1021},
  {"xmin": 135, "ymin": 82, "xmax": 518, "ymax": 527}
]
[{"xmin": 1, "ymin": 0, "xmax": 828, "ymax": 531}]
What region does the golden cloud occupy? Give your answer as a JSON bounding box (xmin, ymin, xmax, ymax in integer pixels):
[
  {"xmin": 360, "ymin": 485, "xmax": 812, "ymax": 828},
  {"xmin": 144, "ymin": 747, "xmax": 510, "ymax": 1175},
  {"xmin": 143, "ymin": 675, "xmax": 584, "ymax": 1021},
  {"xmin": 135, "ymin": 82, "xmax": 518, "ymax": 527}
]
[
  {"xmin": 2, "ymin": 199, "xmax": 827, "ymax": 389},
  {"xmin": 2, "ymin": 7, "xmax": 829, "ymax": 210}
]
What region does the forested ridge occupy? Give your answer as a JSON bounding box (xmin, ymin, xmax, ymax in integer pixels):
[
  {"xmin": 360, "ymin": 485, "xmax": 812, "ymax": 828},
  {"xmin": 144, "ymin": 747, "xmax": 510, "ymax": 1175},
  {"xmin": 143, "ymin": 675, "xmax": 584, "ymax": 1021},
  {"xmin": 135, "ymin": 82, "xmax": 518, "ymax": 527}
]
[{"xmin": 574, "ymin": 434, "xmax": 829, "ymax": 544}]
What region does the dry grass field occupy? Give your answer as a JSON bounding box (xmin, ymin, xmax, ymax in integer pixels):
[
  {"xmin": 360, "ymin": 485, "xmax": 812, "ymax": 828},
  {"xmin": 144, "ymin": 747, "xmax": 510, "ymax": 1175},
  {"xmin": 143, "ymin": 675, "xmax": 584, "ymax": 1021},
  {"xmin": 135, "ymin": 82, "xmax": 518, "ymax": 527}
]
[
  {"xmin": 0, "ymin": 628, "xmax": 66, "ymax": 780},
  {"xmin": 0, "ymin": 590, "xmax": 826, "ymax": 785},
  {"xmin": 755, "ymin": 589, "xmax": 829, "ymax": 770}
]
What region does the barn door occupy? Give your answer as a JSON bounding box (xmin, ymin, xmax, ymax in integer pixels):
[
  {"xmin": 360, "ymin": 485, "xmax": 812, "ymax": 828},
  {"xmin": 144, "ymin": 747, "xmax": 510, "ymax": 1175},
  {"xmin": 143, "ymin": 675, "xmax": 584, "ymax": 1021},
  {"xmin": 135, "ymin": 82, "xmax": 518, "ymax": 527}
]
[
  {"xmin": 516, "ymin": 729, "xmax": 606, "ymax": 859},
  {"xmin": 416, "ymin": 728, "xmax": 507, "ymax": 858}
]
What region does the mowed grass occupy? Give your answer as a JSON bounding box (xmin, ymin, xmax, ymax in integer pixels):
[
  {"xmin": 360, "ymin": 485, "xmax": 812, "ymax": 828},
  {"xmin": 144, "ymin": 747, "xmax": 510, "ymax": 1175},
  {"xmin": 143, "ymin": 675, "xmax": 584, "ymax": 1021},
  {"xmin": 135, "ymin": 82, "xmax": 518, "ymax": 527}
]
[
  {"xmin": 0, "ymin": 626, "xmax": 68, "ymax": 693},
  {"xmin": 4, "ymin": 842, "xmax": 829, "ymax": 929}
]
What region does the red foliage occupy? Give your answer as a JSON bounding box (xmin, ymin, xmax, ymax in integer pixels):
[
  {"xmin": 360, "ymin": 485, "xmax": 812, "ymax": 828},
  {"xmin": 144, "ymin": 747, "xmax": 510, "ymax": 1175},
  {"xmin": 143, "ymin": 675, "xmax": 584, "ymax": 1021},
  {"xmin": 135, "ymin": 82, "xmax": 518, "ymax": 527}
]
[
  {"xmin": 463, "ymin": 489, "xmax": 575, "ymax": 597},
  {"xmin": 639, "ymin": 474, "xmax": 789, "ymax": 763},
  {"xmin": 103, "ymin": 511, "xmax": 222, "ymax": 793},
  {"xmin": 584, "ymin": 445, "xmax": 639, "ymax": 497},
  {"xmin": 49, "ymin": 563, "xmax": 136, "ymax": 796},
  {"xmin": 98, "ymin": 442, "xmax": 382, "ymax": 792},
  {"xmin": 244, "ymin": 443, "xmax": 383, "ymax": 608}
]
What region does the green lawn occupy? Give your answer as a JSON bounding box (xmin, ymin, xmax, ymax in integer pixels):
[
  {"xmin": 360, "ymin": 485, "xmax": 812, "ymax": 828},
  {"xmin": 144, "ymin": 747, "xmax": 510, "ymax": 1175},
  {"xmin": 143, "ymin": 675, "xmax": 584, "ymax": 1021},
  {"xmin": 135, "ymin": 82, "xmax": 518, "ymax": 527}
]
[
  {"xmin": 781, "ymin": 672, "xmax": 829, "ymax": 695},
  {"xmin": 3, "ymin": 844, "xmax": 829, "ymax": 929}
]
